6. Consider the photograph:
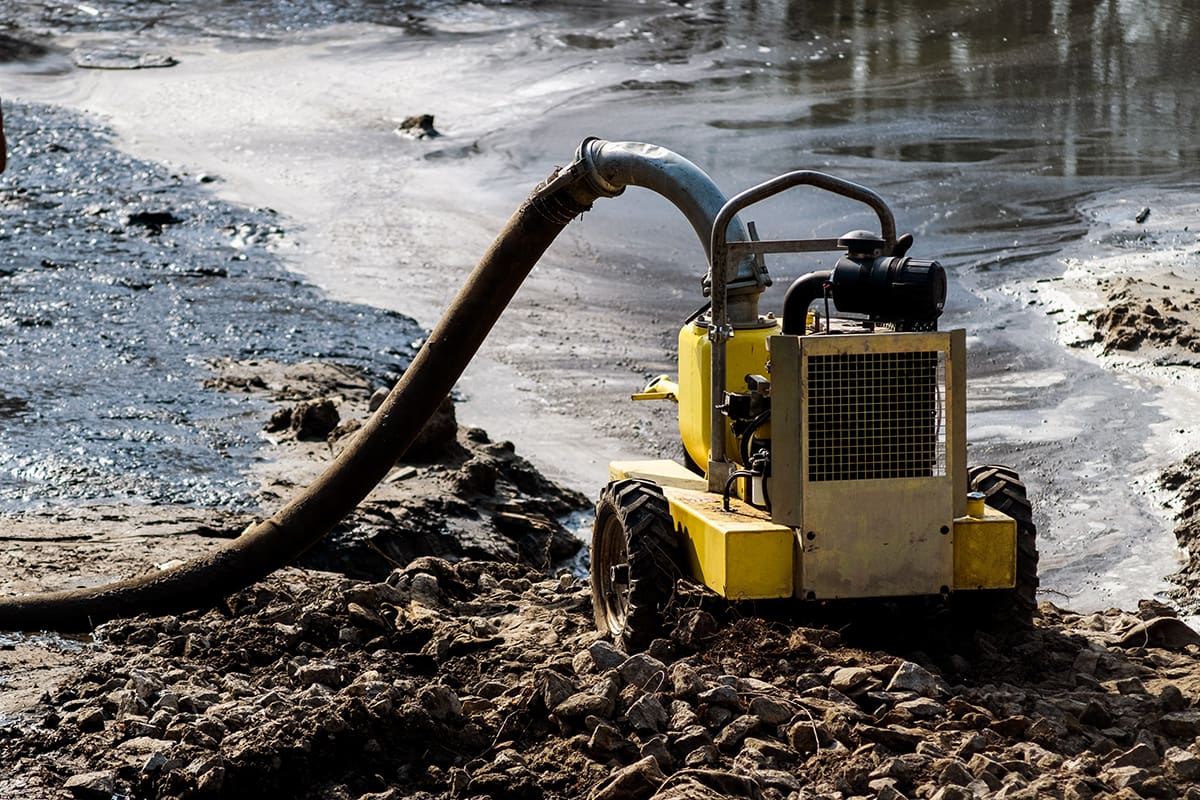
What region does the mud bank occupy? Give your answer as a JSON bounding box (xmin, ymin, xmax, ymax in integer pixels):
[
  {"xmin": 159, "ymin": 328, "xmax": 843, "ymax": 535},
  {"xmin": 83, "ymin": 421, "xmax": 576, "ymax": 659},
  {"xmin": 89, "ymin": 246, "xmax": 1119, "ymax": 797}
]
[
  {"xmin": 1033, "ymin": 192, "xmax": 1200, "ymax": 614},
  {"xmin": 0, "ymin": 351, "xmax": 590, "ymax": 797}
]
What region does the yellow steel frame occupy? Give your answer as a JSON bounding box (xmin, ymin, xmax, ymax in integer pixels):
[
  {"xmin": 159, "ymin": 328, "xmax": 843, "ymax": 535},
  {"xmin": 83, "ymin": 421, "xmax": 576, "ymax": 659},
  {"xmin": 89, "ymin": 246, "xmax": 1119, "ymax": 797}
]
[
  {"xmin": 610, "ymin": 460, "xmax": 792, "ymax": 599},
  {"xmin": 664, "ymin": 488, "xmax": 795, "ymax": 600},
  {"xmin": 952, "ymin": 507, "xmax": 1017, "ymax": 589},
  {"xmin": 609, "ymin": 458, "xmax": 1017, "ymax": 600}
]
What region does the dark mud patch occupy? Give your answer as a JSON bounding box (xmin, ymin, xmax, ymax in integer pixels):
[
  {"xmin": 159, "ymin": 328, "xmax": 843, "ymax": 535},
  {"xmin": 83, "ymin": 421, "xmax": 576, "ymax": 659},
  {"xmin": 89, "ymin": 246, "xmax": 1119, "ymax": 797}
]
[{"xmin": 0, "ymin": 100, "xmax": 422, "ymax": 511}]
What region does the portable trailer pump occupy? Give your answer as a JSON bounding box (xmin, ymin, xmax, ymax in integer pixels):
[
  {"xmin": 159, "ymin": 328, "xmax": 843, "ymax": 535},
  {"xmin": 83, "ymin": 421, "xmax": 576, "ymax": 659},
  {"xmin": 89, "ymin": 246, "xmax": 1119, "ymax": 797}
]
[{"xmin": 587, "ymin": 158, "xmax": 1039, "ymax": 651}]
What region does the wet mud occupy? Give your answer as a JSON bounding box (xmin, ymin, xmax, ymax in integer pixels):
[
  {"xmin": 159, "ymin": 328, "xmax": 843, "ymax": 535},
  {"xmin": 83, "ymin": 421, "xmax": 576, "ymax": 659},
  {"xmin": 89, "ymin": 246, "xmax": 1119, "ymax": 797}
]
[
  {"xmin": 0, "ymin": 101, "xmax": 421, "ymax": 511},
  {"xmin": 1161, "ymin": 455, "xmax": 1200, "ymax": 615}
]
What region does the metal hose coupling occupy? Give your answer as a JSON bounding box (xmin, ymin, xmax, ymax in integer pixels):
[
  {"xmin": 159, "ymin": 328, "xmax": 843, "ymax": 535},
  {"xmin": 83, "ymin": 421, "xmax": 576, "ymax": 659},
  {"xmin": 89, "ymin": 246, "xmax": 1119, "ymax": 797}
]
[{"xmin": 528, "ymin": 163, "xmax": 599, "ymax": 226}]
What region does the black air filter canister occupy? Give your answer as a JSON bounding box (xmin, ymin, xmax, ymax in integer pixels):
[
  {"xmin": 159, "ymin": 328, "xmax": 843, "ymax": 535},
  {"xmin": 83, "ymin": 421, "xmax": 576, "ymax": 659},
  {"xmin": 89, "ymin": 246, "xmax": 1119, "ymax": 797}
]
[{"xmin": 830, "ymin": 253, "xmax": 947, "ymax": 325}]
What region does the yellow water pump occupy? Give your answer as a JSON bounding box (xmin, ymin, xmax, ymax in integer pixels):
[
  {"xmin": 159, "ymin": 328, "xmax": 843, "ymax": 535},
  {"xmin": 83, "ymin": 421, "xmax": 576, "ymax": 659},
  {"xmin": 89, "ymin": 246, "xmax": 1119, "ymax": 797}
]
[{"xmin": 588, "ymin": 162, "xmax": 1038, "ymax": 651}]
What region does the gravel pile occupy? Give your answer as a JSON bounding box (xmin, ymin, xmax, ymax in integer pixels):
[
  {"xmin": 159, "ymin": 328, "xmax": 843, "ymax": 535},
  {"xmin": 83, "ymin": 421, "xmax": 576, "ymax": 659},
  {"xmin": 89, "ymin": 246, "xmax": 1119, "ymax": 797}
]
[{"xmin": 5, "ymin": 557, "xmax": 1200, "ymax": 800}]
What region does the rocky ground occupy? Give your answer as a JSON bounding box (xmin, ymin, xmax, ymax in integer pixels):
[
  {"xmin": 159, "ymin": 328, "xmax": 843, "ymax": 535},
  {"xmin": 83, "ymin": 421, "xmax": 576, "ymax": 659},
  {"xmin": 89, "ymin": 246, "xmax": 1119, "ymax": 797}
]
[
  {"xmin": 7, "ymin": 548, "xmax": 1200, "ymax": 799},
  {"xmin": 2, "ymin": 352, "xmax": 1200, "ymax": 799}
]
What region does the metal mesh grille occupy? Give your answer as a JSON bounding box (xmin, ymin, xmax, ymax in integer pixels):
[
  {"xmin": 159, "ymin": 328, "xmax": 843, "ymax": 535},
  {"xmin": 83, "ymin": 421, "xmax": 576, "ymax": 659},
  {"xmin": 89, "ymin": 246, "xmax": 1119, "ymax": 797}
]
[{"xmin": 806, "ymin": 350, "xmax": 946, "ymax": 482}]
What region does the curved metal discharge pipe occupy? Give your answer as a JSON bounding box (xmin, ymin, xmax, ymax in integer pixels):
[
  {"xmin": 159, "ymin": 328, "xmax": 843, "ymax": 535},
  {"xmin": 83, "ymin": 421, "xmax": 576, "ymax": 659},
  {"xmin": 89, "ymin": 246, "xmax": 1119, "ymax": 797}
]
[
  {"xmin": 576, "ymin": 138, "xmax": 765, "ymax": 324},
  {"xmin": 0, "ymin": 139, "xmax": 739, "ymax": 632},
  {"xmin": 576, "ymin": 138, "xmax": 745, "ymax": 261}
]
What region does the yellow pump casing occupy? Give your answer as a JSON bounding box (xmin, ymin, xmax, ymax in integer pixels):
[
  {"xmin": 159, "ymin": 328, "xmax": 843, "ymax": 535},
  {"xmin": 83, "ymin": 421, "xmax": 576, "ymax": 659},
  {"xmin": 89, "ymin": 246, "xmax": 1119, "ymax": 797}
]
[{"xmin": 677, "ymin": 319, "xmax": 780, "ymax": 470}]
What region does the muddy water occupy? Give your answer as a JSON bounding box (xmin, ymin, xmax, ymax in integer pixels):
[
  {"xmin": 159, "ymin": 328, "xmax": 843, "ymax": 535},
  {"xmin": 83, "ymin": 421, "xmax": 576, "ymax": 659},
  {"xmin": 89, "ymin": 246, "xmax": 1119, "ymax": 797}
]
[
  {"xmin": 0, "ymin": 103, "xmax": 421, "ymax": 510},
  {"xmin": 2, "ymin": 0, "xmax": 1199, "ymax": 612}
]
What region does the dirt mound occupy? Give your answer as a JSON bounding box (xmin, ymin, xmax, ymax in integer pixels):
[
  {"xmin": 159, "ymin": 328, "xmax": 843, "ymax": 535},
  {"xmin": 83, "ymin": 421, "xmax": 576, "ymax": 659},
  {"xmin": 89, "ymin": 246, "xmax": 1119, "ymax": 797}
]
[
  {"xmin": 1090, "ymin": 277, "xmax": 1200, "ymax": 358},
  {"xmin": 5, "ymin": 559, "xmax": 1200, "ymax": 799}
]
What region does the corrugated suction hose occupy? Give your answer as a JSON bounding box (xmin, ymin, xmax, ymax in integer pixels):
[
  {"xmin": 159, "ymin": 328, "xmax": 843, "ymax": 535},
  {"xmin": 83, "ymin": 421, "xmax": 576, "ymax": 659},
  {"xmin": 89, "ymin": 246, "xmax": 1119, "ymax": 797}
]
[{"xmin": 0, "ymin": 138, "xmax": 744, "ymax": 631}]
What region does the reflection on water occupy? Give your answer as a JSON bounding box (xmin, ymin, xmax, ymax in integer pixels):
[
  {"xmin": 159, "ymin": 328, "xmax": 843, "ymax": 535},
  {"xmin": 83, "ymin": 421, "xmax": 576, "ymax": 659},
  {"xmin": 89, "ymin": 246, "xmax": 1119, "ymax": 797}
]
[
  {"xmin": 7, "ymin": 0, "xmax": 1196, "ymax": 180},
  {"xmin": 677, "ymin": 0, "xmax": 1200, "ymax": 178}
]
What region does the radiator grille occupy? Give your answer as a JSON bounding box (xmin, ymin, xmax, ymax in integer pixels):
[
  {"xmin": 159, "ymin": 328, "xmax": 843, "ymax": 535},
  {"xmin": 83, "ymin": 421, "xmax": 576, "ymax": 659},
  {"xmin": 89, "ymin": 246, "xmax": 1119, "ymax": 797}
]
[{"xmin": 806, "ymin": 350, "xmax": 946, "ymax": 482}]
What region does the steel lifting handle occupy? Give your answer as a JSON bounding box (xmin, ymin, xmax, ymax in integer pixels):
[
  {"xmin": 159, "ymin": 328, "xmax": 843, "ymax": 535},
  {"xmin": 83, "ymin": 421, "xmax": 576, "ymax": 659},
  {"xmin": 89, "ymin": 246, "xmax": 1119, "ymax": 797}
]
[
  {"xmin": 705, "ymin": 171, "xmax": 897, "ymax": 487},
  {"xmin": 707, "ymin": 169, "xmax": 898, "ymax": 336},
  {"xmin": 711, "ymin": 171, "xmax": 896, "ymax": 259}
]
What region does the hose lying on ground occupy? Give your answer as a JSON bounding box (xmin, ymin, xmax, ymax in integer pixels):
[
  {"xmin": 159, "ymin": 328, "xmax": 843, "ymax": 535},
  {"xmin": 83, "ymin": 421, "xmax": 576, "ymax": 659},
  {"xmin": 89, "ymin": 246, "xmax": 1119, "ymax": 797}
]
[{"xmin": 0, "ymin": 139, "xmax": 743, "ymax": 632}]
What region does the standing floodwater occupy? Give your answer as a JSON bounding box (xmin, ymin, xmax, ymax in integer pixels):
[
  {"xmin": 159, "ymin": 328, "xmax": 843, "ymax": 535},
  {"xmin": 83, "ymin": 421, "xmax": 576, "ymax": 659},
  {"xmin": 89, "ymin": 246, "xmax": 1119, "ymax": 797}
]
[{"xmin": 2, "ymin": 0, "xmax": 1199, "ymax": 612}]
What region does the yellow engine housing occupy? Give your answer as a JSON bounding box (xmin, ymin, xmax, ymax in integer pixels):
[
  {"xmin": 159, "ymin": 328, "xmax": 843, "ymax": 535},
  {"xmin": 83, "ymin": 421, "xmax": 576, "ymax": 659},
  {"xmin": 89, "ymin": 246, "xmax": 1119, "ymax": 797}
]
[
  {"xmin": 614, "ymin": 328, "xmax": 1018, "ymax": 601},
  {"xmin": 677, "ymin": 318, "xmax": 779, "ymax": 469}
]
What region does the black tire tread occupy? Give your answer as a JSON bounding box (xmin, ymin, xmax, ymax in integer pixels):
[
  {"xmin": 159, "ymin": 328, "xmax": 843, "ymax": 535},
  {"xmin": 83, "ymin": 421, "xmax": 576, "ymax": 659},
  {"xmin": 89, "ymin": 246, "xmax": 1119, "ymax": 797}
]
[{"xmin": 590, "ymin": 479, "xmax": 681, "ymax": 652}]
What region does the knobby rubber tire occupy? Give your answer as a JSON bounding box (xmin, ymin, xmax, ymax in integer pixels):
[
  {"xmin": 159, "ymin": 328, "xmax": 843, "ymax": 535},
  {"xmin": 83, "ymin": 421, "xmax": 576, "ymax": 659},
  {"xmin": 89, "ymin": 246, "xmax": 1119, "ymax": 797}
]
[
  {"xmin": 964, "ymin": 464, "xmax": 1040, "ymax": 629},
  {"xmin": 590, "ymin": 479, "xmax": 681, "ymax": 652}
]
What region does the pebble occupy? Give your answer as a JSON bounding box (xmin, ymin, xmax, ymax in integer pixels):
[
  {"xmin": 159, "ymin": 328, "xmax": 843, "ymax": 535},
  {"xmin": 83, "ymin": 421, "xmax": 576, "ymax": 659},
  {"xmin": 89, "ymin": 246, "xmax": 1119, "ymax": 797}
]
[
  {"xmin": 63, "ymin": 770, "xmax": 116, "ymax": 800},
  {"xmin": 626, "ymin": 693, "xmax": 668, "ymax": 732},
  {"xmin": 887, "ymin": 660, "xmax": 946, "ymax": 697},
  {"xmin": 535, "ymin": 667, "xmax": 577, "ymax": 709},
  {"xmin": 589, "ymin": 755, "xmax": 665, "ymax": 800},
  {"xmin": 619, "ymin": 653, "xmax": 668, "ymax": 690}
]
